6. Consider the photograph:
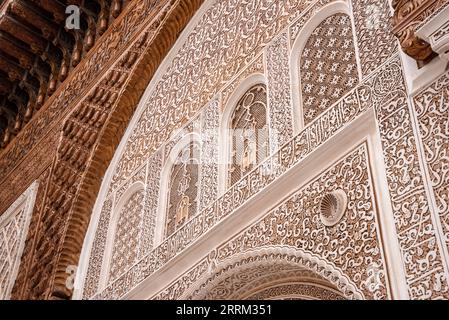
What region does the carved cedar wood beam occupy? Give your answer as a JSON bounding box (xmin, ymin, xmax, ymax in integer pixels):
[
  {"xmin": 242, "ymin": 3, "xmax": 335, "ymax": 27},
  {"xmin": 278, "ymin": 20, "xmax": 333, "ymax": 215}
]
[
  {"xmin": 9, "ymin": 0, "xmax": 204, "ymax": 300},
  {"xmin": 392, "ymin": 0, "xmax": 447, "ymax": 63}
]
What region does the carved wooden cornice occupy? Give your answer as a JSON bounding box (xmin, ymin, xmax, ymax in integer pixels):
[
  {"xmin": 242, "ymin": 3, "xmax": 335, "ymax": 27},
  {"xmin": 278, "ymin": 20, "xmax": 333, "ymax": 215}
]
[
  {"xmin": 0, "ymin": 0, "xmax": 129, "ymax": 151},
  {"xmin": 6, "ymin": 0, "xmax": 203, "ymax": 300},
  {"xmin": 392, "ymin": 0, "xmax": 447, "ymax": 63}
]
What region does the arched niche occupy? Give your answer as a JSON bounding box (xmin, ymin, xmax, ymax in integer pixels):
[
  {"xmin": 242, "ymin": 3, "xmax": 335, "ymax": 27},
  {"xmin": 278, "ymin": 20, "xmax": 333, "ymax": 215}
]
[
  {"xmin": 99, "ymin": 182, "xmax": 145, "ymax": 289},
  {"xmin": 155, "ymin": 133, "xmax": 202, "ymax": 246},
  {"xmin": 290, "ymin": 0, "xmax": 362, "ymax": 132},
  {"xmin": 218, "ymin": 73, "xmax": 269, "ymax": 195}
]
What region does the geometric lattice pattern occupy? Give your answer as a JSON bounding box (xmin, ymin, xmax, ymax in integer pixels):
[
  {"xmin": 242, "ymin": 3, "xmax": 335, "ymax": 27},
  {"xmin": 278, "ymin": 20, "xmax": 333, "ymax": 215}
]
[
  {"xmin": 0, "ymin": 208, "xmax": 25, "ymax": 299},
  {"xmin": 300, "ymin": 13, "xmax": 359, "ymax": 125},
  {"xmin": 229, "ymin": 84, "xmax": 269, "ymax": 187},
  {"xmin": 109, "ymin": 190, "xmax": 144, "ymax": 282},
  {"xmin": 0, "ymin": 182, "xmax": 37, "ymax": 300},
  {"xmin": 166, "ymin": 142, "xmax": 200, "ymax": 237}
]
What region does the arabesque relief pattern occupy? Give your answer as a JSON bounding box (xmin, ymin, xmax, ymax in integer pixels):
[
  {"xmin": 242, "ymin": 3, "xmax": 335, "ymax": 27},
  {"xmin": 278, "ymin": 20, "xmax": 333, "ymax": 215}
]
[
  {"xmin": 414, "ymin": 71, "xmax": 449, "ymax": 256},
  {"xmin": 82, "ymin": 198, "xmax": 113, "ymax": 298},
  {"xmin": 88, "ymin": 54, "xmax": 449, "ymax": 300},
  {"xmin": 0, "ymin": 208, "xmax": 27, "ymax": 300},
  {"xmin": 191, "ymin": 265, "xmax": 347, "ymax": 300},
  {"xmin": 80, "ymin": 55, "xmax": 345, "ymax": 298},
  {"xmin": 139, "ymin": 151, "xmax": 163, "ymax": 258},
  {"xmin": 189, "ymin": 144, "xmax": 390, "ymax": 300},
  {"xmin": 199, "ymin": 100, "xmax": 219, "ymax": 209},
  {"xmin": 351, "ymin": 0, "xmax": 398, "ymax": 76},
  {"xmin": 156, "ymin": 140, "xmax": 393, "ymax": 301},
  {"xmin": 157, "ymin": 247, "xmax": 364, "ymax": 300},
  {"xmin": 365, "ymin": 60, "xmax": 449, "ymax": 299},
  {"xmin": 111, "ymin": 0, "xmax": 327, "ymax": 190},
  {"xmin": 248, "ymin": 283, "xmax": 346, "ymax": 300},
  {"xmin": 266, "ymin": 32, "xmax": 294, "ymax": 150}
]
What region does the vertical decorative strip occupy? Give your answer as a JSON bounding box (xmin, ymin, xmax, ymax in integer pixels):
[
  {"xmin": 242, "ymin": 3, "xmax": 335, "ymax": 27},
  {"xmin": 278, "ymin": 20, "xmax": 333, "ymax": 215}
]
[
  {"xmin": 200, "ymin": 100, "xmax": 219, "ymax": 209},
  {"xmin": 351, "ymin": 0, "xmax": 398, "ymax": 77},
  {"xmin": 366, "ymin": 58, "xmax": 449, "ymax": 299},
  {"xmin": 82, "ymin": 198, "xmax": 113, "ymax": 299},
  {"xmin": 139, "ymin": 150, "xmax": 163, "ymax": 258},
  {"xmin": 265, "ymin": 31, "xmax": 294, "ymax": 153},
  {"xmin": 413, "ymin": 72, "xmax": 449, "ymax": 266}
]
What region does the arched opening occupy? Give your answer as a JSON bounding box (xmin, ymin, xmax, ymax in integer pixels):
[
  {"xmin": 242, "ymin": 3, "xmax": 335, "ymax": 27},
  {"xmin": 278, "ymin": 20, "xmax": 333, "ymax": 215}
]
[
  {"xmin": 100, "ymin": 183, "xmax": 145, "ymax": 287},
  {"xmin": 218, "ymin": 74, "xmax": 268, "ymax": 195},
  {"xmin": 165, "ymin": 141, "xmax": 201, "ymax": 237},
  {"xmin": 183, "ymin": 247, "xmax": 363, "ymax": 300},
  {"xmin": 225, "ymin": 83, "xmax": 269, "ymax": 188},
  {"xmin": 154, "ymin": 133, "xmax": 202, "ymax": 244}
]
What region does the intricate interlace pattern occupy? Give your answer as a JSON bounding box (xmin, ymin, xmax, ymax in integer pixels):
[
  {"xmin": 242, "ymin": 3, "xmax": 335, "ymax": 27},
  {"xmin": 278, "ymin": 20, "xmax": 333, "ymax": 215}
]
[
  {"xmin": 300, "ymin": 13, "xmax": 359, "ymax": 124},
  {"xmin": 414, "ymin": 72, "xmax": 449, "ymax": 258},
  {"xmin": 109, "ymin": 190, "xmax": 144, "ymax": 282}
]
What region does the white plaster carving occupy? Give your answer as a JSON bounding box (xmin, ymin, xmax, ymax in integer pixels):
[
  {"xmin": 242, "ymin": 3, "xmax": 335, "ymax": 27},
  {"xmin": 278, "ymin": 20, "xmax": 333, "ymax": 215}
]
[
  {"xmin": 0, "ymin": 182, "xmax": 38, "ymax": 300},
  {"xmin": 74, "ymin": 0, "xmax": 448, "ymax": 300}
]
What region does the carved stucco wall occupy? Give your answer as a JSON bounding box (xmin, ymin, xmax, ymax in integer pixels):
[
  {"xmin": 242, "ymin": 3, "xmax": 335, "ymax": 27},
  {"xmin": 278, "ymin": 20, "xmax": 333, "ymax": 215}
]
[
  {"xmin": 0, "ymin": 182, "xmax": 38, "ymax": 300},
  {"xmin": 109, "ymin": 190, "xmax": 145, "ymax": 282},
  {"xmin": 75, "ymin": 0, "xmax": 449, "ymax": 300},
  {"xmin": 414, "ymin": 72, "xmax": 449, "ymax": 269},
  {"xmin": 157, "ymin": 144, "xmax": 387, "ymax": 300}
]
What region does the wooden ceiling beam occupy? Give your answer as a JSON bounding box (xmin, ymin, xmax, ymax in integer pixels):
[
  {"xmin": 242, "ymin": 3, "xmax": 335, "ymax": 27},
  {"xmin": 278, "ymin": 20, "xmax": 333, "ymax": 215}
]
[
  {"xmin": 29, "ymin": 0, "xmax": 67, "ymax": 24},
  {"xmin": 9, "ymin": 0, "xmax": 61, "ymax": 40}
]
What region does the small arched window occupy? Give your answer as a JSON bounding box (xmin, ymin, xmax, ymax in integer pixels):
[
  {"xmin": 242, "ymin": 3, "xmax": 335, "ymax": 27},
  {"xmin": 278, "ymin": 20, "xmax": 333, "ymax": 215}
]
[
  {"xmin": 228, "ymin": 84, "xmax": 269, "ymax": 187},
  {"xmin": 109, "ymin": 189, "xmax": 144, "ymax": 282},
  {"xmin": 300, "ymin": 13, "xmax": 358, "ymax": 125},
  {"xmin": 165, "ymin": 141, "xmax": 200, "ymax": 237}
]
